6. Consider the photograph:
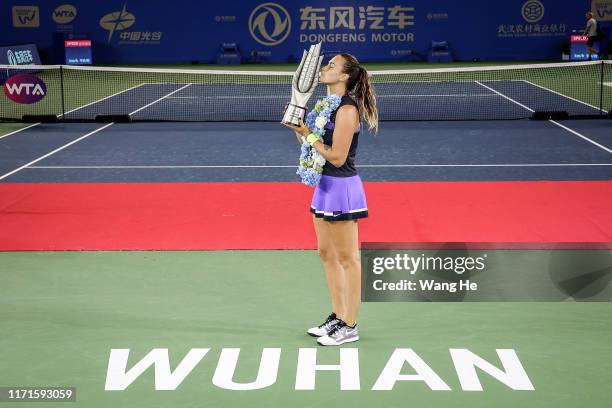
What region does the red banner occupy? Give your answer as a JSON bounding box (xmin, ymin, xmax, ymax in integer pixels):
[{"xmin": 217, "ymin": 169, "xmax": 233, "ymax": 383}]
[{"xmin": 64, "ymin": 40, "xmax": 91, "ymax": 48}]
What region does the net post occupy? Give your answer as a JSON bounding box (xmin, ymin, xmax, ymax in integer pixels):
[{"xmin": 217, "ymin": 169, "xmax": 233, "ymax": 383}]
[
  {"xmin": 60, "ymin": 65, "xmax": 66, "ymax": 121},
  {"xmin": 600, "ymin": 61, "xmax": 604, "ymax": 118}
]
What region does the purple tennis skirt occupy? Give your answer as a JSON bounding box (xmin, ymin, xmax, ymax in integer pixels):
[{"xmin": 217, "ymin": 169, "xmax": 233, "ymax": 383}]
[{"xmin": 310, "ymin": 174, "xmax": 368, "ymax": 221}]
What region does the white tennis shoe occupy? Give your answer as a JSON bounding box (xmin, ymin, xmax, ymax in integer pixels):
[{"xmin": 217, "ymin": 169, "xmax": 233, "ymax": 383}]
[
  {"xmin": 317, "ymin": 319, "xmax": 359, "ymax": 346},
  {"xmin": 307, "ymin": 312, "xmax": 340, "ymax": 337}
]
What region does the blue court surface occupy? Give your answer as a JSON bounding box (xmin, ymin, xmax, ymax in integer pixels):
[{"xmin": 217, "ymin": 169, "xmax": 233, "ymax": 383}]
[{"xmin": 0, "ymin": 119, "xmax": 610, "ymax": 183}]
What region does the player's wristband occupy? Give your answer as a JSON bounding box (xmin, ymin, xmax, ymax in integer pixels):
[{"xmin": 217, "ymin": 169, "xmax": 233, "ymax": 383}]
[{"xmin": 306, "ymin": 133, "xmax": 320, "ymax": 146}]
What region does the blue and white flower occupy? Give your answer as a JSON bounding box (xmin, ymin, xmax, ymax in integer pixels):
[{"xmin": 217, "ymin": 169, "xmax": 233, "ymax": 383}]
[
  {"xmin": 297, "ymin": 94, "xmax": 342, "ymax": 186},
  {"xmin": 315, "ymin": 115, "xmax": 327, "ymax": 130}
]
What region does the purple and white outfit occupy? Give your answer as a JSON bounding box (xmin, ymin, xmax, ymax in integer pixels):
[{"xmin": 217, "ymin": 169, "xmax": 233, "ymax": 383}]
[{"xmin": 310, "ymin": 95, "xmax": 368, "ymax": 221}]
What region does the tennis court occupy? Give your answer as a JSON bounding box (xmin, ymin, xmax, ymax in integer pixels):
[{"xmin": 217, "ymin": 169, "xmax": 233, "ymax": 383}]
[
  {"xmin": 1, "ymin": 60, "xmax": 612, "ymax": 407},
  {"xmin": 2, "ymin": 61, "xmax": 611, "ymax": 184}
]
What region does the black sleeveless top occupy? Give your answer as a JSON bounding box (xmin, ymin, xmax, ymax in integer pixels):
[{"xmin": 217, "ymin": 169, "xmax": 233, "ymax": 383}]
[{"xmin": 322, "ymin": 95, "xmax": 360, "ymax": 177}]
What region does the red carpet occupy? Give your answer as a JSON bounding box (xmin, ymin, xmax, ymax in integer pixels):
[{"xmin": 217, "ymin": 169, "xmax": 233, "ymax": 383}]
[{"xmin": 0, "ymin": 181, "xmax": 611, "ymax": 250}]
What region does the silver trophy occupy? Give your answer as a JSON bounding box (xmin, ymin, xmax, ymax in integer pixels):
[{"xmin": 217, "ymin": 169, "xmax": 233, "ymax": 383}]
[{"xmin": 281, "ymin": 42, "xmax": 324, "ymax": 126}]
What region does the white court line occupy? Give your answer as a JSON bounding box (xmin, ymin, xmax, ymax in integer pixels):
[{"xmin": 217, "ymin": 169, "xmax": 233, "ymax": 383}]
[
  {"xmin": 0, "ymin": 123, "xmax": 41, "ymax": 140},
  {"xmin": 1, "ymin": 83, "xmax": 197, "ymax": 181},
  {"xmin": 378, "ymin": 94, "xmax": 497, "ymax": 97},
  {"xmin": 520, "ymin": 80, "xmax": 604, "ymax": 112},
  {"xmin": 0, "ymin": 84, "xmax": 201, "ymax": 180},
  {"xmin": 129, "ymin": 83, "xmax": 192, "ymax": 115},
  {"xmin": 26, "ymin": 163, "xmax": 612, "ymax": 169},
  {"xmin": 475, "ymin": 81, "xmax": 612, "ymax": 155},
  {"xmin": 0, "ymin": 123, "xmax": 115, "ymax": 181},
  {"xmin": 1, "ymin": 84, "xmax": 205, "ymax": 181},
  {"xmin": 167, "ymin": 95, "xmax": 286, "ymax": 99},
  {"xmin": 549, "ymin": 121, "xmax": 612, "ymax": 154},
  {"xmin": 475, "ymin": 81, "xmax": 534, "ymax": 112},
  {"xmin": 165, "ymin": 93, "xmax": 498, "ymax": 99},
  {"xmin": 0, "ymin": 83, "xmax": 146, "ymax": 141},
  {"xmin": 63, "ymin": 82, "xmax": 147, "ymax": 115}
]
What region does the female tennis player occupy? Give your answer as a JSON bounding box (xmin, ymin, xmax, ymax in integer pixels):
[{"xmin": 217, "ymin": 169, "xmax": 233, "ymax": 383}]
[{"xmin": 284, "ymin": 53, "xmax": 378, "ymax": 346}]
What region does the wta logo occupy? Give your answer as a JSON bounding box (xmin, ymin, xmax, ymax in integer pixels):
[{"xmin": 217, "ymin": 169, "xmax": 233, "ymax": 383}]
[
  {"xmin": 3, "ymin": 74, "xmax": 47, "ymax": 104},
  {"xmin": 53, "ymin": 4, "xmax": 77, "ymax": 24},
  {"xmin": 249, "ymin": 3, "xmax": 291, "ymax": 46}
]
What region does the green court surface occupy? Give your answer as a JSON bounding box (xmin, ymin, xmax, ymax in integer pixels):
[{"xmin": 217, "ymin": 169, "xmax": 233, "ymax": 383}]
[{"xmin": 1, "ymin": 251, "xmax": 611, "ymax": 407}]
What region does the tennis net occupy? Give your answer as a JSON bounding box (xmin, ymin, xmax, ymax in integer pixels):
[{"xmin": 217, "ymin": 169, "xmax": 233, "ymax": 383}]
[{"xmin": 1, "ymin": 60, "xmax": 610, "ymax": 122}]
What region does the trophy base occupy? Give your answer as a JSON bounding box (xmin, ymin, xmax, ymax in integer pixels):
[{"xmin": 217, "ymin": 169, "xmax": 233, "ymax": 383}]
[{"xmin": 282, "ymin": 104, "xmax": 307, "ymax": 126}]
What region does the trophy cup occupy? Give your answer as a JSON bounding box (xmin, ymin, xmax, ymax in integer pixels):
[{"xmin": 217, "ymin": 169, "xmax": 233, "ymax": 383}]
[{"xmin": 281, "ymin": 42, "xmax": 324, "ymax": 126}]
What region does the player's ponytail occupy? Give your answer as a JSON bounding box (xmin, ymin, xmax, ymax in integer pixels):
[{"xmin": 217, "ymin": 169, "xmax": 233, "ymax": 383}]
[{"xmin": 340, "ymin": 53, "xmax": 379, "ymax": 134}]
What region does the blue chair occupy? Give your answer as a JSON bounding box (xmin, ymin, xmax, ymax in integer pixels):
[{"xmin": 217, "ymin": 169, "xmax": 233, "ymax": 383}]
[
  {"xmin": 216, "ymin": 43, "xmax": 241, "ymax": 65},
  {"xmin": 427, "ymin": 40, "xmax": 453, "ymax": 63}
]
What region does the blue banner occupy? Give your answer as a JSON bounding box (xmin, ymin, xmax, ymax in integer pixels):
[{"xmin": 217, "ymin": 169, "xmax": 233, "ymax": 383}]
[
  {"xmin": 64, "ymin": 39, "xmax": 93, "ymax": 65},
  {"xmin": 0, "ymin": 1, "xmax": 600, "ymax": 64},
  {"xmin": 0, "ymin": 44, "xmax": 41, "ymax": 65}
]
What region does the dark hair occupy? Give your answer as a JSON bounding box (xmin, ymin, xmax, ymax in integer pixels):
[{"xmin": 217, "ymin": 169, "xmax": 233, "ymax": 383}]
[{"xmin": 339, "ymin": 53, "xmax": 379, "ymax": 134}]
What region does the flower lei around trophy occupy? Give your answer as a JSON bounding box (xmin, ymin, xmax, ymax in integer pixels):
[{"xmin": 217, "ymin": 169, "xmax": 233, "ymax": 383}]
[{"xmin": 296, "ymin": 94, "xmax": 342, "ymax": 186}]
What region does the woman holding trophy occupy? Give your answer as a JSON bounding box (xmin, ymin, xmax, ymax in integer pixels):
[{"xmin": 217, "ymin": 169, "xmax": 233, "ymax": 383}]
[{"xmin": 283, "ymin": 48, "xmax": 378, "ymax": 346}]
